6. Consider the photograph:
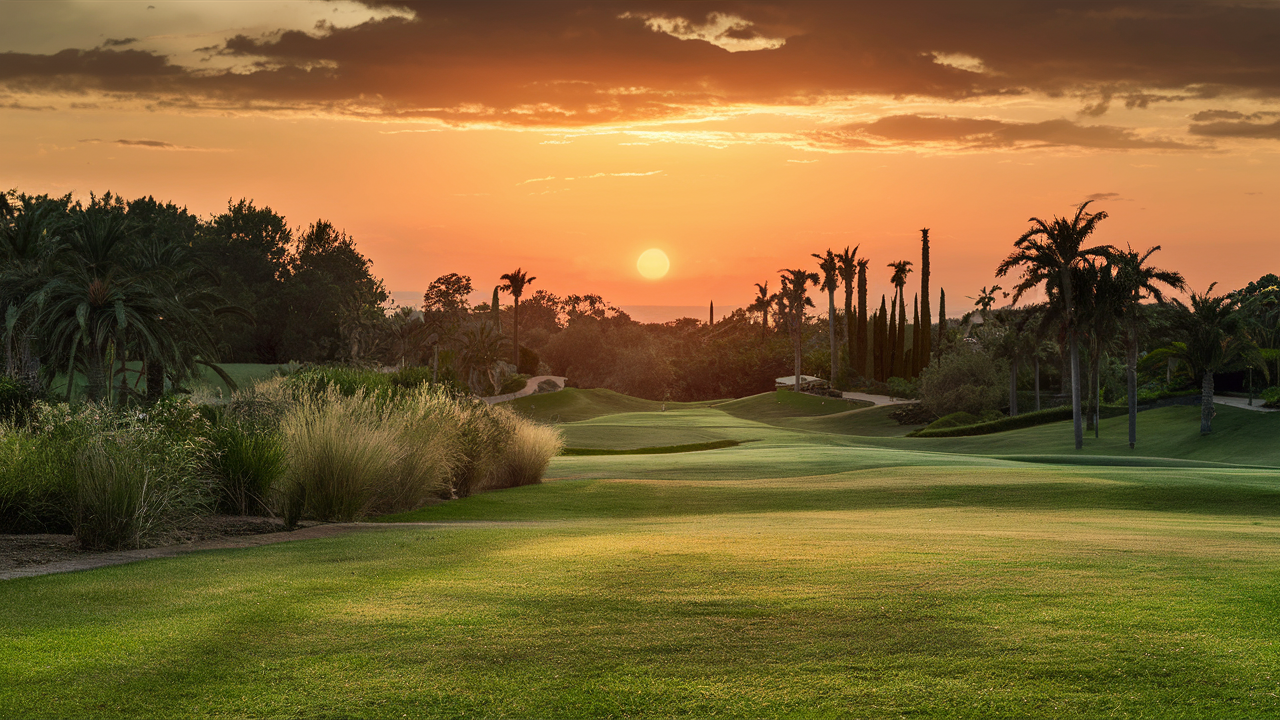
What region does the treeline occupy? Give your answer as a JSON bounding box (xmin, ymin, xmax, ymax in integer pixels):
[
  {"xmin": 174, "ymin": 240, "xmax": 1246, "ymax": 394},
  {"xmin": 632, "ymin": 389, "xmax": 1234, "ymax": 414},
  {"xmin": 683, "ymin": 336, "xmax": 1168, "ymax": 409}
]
[{"xmin": 0, "ymin": 190, "xmax": 387, "ymax": 402}]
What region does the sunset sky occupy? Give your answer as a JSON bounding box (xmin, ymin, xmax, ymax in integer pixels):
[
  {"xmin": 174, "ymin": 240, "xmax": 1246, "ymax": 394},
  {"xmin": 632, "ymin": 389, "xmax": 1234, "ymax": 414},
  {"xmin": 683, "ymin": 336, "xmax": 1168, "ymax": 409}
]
[{"xmin": 3, "ymin": 1, "xmax": 1278, "ymax": 320}]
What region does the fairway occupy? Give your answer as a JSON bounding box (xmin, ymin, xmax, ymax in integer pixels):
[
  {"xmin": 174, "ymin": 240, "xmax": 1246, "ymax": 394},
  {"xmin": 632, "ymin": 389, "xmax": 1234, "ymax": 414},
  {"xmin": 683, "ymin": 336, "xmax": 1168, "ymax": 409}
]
[{"xmin": 5, "ymin": 391, "xmax": 1280, "ymax": 718}]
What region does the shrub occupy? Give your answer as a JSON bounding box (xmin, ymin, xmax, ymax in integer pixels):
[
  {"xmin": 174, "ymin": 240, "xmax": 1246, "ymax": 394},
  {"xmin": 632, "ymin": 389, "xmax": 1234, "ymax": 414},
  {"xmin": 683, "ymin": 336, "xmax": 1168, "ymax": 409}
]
[
  {"xmin": 925, "ymin": 411, "xmax": 981, "ymax": 430},
  {"xmin": 279, "ymin": 390, "xmax": 403, "ymax": 524},
  {"xmin": 918, "ymin": 345, "xmax": 1007, "ymax": 417},
  {"xmin": 499, "ymin": 373, "xmax": 531, "ymax": 395},
  {"xmin": 211, "ymin": 420, "xmax": 284, "ymax": 516},
  {"xmin": 365, "ymin": 386, "xmax": 457, "ymax": 516},
  {"xmin": 886, "ymin": 376, "xmax": 920, "ymax": 399},
  {"xmin": 0, "ymin": 375, "xmax": 39, "ymax": 427},
  {"xmin": 0, "ymin": 430, "xmax": 76, "ymax": 533},
  {"xmin": 448, "ymin": 400, "xmax": 513, "ymax": 498},
  {"xmin": 1263, "ymin": 386, "xmax": 1280, "ymax": 408},
  {"xmin": 488, "ymin": 411, "xmax": 563, "ymax": 491}
]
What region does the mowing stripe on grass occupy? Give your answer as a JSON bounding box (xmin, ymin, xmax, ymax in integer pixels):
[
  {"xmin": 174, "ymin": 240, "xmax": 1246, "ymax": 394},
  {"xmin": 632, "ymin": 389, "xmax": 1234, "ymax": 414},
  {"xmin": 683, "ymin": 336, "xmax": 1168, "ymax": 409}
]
[{"xmin": 560, "ymin": 439, "xmax": 744, "ymax": 456}]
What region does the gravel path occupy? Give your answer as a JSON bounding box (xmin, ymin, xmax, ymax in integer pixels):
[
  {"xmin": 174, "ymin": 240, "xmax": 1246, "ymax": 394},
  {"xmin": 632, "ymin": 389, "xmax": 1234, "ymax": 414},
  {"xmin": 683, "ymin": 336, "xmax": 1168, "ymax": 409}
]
[
  {"xmin": 483, "ymin": 375, "xmax": 566, "ymax": 405},
  {"xmin": 841, "ymin": 391, "xmax": 914, "ymax": 406}
]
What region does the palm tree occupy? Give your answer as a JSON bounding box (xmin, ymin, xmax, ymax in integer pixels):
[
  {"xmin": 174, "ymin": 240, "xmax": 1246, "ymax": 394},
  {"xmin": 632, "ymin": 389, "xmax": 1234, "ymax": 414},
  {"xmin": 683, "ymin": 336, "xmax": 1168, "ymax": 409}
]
[
  {"xmin": 1167, "ymin": 285, "xmax": 1264, "ymax": 434},
  {"xmin": 1110, "ymin": 245, "xmax": 1185, "ymax": 447},
  {"xmin": 996, "ymin": 201, "xmax": 1111, "ymax": 450},
  {"xmin": 813, "ymin": 249, "xmax": 840, "ymax": 383},
  {"xmin": 0, "ymin": 194, "xmax": 68, "ymax": 385},
  {"xmin": 499, "ymin": 268, "xmax": 536, "ymax": 369},
  {"xmin": 457, "ymin": 320, "xmax": 511, "ymax": 395},
  {"xmin": 747, "ymin": 281, "xmax": 773, "ymax": 331},
  {"xmin": 778, "ymin": 268, "xmax": 818, "ymax": 392},
  {"xmin": 887, "ymin": 260, "xmax": 913, "ymax": 378},
  {"xmin": 856, "ymin": 258, "xmax": 870, "ymax": 379},
  {"xmin": 836, "ymin": 246, "xmax": 859, "ymax": 378}
]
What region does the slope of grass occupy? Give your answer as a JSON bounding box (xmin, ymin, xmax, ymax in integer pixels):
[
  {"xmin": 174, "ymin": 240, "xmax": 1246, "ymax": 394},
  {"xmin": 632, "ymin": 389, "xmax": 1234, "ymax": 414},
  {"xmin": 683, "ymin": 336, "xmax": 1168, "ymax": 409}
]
[
  {"xmin": 915, "ymin": 404, "xmax": 1280, "ymax": 468},
  {"xmin": 561, "ymin": 439, "xmax": 742, "ymax": 456},
  {"xmin": 778, "ymin": 403, "xmax": 918, "ymax": 437},
  {"xmin": 506, "ymin": 387, "xmax": 719, "ymax": 423},
  {"xmin": 8, "ymin": 389, "xmax": 1280, "ymax": 718},
  {"xmin": 715, "ymin": 390, "xmax": 869, "ymax": 423}
]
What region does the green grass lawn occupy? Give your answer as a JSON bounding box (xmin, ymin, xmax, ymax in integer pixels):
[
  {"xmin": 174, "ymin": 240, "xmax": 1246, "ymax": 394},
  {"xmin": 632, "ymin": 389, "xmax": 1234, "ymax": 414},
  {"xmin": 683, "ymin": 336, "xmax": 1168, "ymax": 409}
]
[{"xmin": 5, "ymin": 391, "xmax": 1280, "ymax": 718}]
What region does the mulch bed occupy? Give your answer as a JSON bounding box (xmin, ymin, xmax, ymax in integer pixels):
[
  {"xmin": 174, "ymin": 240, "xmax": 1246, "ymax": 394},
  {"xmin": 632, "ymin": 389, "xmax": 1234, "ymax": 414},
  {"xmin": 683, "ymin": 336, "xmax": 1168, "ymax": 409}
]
[{"xmin": 0, "ymin": 515, "xmax": 298, "ymax": 574}]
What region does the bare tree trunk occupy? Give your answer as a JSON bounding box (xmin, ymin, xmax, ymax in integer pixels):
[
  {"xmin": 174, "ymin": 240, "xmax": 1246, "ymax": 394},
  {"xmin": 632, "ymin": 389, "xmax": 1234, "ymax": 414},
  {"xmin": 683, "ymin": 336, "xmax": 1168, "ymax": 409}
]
[
  {"xmin": 85, "ymin": 345, "xmax": 106, "ymax": 403},
  {"xmin": 145, "ymin": 359, "xmax": 165, "ymax": 404},
  {"xmin": 1127, "ymin": 338, "xmax": 1138, "ymax": 449},
  {"xmin": 828, "ymin": 290, "xmax": 837, "ymax": 384},
  {"xmin": 1009, "ymin": 357, "xmax": 1019, "ymax": 417},
  {"xmin": 1071, "ymin": 335, "xmax": 1083, "ymax": 450},
  {"xmin": 794, "ymin": 325, "xmax": 802, "ymax": 394},
  {"xmin": 1200, "ymin": 371, "xmax": 1214, "ymax": 434}
]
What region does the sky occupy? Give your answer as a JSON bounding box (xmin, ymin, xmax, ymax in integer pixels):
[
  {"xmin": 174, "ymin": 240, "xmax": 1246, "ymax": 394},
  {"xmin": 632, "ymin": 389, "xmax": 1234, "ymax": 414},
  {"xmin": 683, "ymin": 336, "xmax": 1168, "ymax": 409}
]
[{"xmin": 3, "ymin": 0, "xmax": 1279, "ymax": 320}]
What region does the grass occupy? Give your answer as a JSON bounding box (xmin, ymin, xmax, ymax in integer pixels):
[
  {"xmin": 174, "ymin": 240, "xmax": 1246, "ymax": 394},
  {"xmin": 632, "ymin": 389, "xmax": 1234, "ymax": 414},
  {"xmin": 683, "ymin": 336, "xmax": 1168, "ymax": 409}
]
[
  {"xmin": 507, "ymin": 387, "xmax": 721, "ymax": 423},
  {"xmin": 5, "ymin": 390, "xmax": 1280, "ymax": 717},
  {"xmin": 561, "ymin": 439, "xmax": 742, "ymax": 455}
]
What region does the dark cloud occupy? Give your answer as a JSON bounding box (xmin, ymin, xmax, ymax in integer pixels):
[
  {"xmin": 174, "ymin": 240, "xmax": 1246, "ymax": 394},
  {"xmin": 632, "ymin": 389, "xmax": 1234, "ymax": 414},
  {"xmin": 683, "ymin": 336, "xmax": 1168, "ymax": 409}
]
[
  {"xmin": 1083, "ymin": 192, "xmax": 1124, "ymax": 201},
  {"xmin": 812, "ymin": 115, "xmax": 1194, "ymax": 150},
  {"xmin": 1189, "ymin": 118, "xmax": 1280, "ymax": 139},
  {"xmin": 2, "ymin": 2, "xmax": 1280, "ymax": 129},
  {"xmin": 101, "ymin": 38, "xmax": 138, "ymax": 48},
  {"xmin": 2, "ymin": 100, "xmax": 56, "ymax": 111}
]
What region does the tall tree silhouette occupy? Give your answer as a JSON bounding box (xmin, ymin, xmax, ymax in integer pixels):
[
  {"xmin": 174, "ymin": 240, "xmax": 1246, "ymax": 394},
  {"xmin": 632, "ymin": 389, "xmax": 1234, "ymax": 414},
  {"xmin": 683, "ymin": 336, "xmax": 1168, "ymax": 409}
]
[
  {"xmin": 747, "ymin": 281, "xmax": 773, "ymax": 332},
  {"xmin": 1167, "ymin": 284, "xmax": 1264, "ymax": 434},
  {"xmin": 996, "ymin": 201, "xmax": 1110, "ymax": 450},
  {"xmin": 887, "ymin": 260, "xmax": 913, "ymax": 378},
  {"xmin": 837, "ymin": 246, "xmax": 859, "ymax": 379},
  {"xmin": 1111, "ymin": 245, "xmax": 1184, "ymax": 447},
  {"xmin": 935, "ymin": 288, "xmax": 947, "ymax": 361},
  {"xmin": 856, "ymin": 258, "xmax": 869, "ymax": 379},
  {"xmin": 499, "ymin": 268, "xmax": 535, "ymax": 368},
  {"xmin": 813, "ymin": 249, "xmax": 840, "ymax": 382},
  {"xmin": 918, "ymin": 228, "xmax": 932, "ymax": 375},
  {"xmin": 873, "ymin": 295, "xmax": 888, "ymax": 382},
  {"xmin": 779, "ymin": 268, "xmax": 818, "ymax": 392}
]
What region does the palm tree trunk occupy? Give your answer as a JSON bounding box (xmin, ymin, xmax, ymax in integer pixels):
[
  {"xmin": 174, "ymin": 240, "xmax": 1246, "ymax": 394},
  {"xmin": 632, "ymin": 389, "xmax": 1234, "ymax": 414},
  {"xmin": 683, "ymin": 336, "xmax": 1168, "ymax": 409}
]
[
  {"xmin": 1200, "ymin": 371, "xmax": 1214, "ymax": 434},
  {"xmin": 145, "ymin": 359, "xmax": 165, "ymax": 404},
  {"xmin": 828, "ymin": 290, "xmax": 837, "ymax": 383},
  {"xmin": 1070, "ymin": 335, "xmax": 1083, "ymax": 450},
  {"xmin": 1127, "ymin": 337, "xmax": 1138, "ymax": 449},
  {"xmin": 793, "ymin": 324, "xmax": 803, "ymax": 394},
  {"xmin": 85, "ymin": 345, "xmax": 106, "ymax": 403},
  {"xmin": 1009, "ymin": 357, "xmax": 1019, "ymax": 417},
  {"xmin": 844, "ymin": 286, "xmax": 854, "ymax": 379},
  {"xmin": 512, "ymin": 299, "xmax": 520, "ymax": 368}
]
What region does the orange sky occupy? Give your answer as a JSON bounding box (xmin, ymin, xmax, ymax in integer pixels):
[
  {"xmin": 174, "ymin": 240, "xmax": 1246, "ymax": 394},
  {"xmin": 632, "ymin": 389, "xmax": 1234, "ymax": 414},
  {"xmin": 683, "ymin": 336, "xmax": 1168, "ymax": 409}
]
[{"xmin": 3, "ymin": 1, "xmax": 1278, "ymax": 319}]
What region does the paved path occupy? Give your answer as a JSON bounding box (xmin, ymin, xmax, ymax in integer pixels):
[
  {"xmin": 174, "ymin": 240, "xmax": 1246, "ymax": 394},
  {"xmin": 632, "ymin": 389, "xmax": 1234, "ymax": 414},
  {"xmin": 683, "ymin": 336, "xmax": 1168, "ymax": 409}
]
[
  {"xmin": 1214, "ymin": 395, "xmax": 1279, "ymax": 413},
  {"xmin": 841, "ymin": 391, "xmax": 915, "ymax": 406},
  {"xmin": 483, "ymin": 375, "xmax": 566, "ymax": 405}
]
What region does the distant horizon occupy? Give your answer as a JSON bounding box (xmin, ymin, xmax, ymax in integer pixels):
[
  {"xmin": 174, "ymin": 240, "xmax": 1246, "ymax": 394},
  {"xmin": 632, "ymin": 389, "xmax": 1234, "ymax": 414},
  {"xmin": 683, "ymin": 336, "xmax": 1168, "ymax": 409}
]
[{"xmin": 388, "ymin": 291, "xmax": 741, "ymax": 325}]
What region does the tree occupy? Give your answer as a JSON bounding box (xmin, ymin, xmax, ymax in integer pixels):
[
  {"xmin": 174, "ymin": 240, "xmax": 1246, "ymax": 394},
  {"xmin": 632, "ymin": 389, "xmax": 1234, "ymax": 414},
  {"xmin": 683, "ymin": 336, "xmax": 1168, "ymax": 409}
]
[
  {"xmin": 887, "ymin": 260, "xmax": 913, "ymax": 378},
  {"xmin": 996, "ymin": 201, "xmax": 1111, "ymax": 450},
  {"xmin": 873, "ymin": 295, "xmax": 888, "ymax": 381},
  {"xmin": 813, "ymin": 249, "xmax": 840, "ymax": 382},
  {"xmin": 837, "ymin": 246, "xmax": 859, "ymax": 378},
  {"xmin": 856, "ymin": 258, "xmax": 869, "ymax": 379},
  {"xmin": 0, "ymin": 193, "xmax": 72, "ymax": 386},
  {"xmin": 778, "ymin": 268, "xmax": 818, "ymax": 391},
  {"xmin": 918, "ymin": 229, "xmax": 932, "ymax": 375},
  {"xmin": 935, "ymin": 288, "xmax": 947, "ymax": 361},
  {"xmin": 499, "ymin": 268, "xmax": 536, "ymax": 367},
  {"xmin": 1167, "ymin": 285, "xmax": 1264, "ymax": 434},
  {"xmin": 747, "ymin": 281, "xmax": 773, "ymax": 332},
  {"xmin": 1110, "ymin": 245, "xmax": 1185, "ymax": 448}
]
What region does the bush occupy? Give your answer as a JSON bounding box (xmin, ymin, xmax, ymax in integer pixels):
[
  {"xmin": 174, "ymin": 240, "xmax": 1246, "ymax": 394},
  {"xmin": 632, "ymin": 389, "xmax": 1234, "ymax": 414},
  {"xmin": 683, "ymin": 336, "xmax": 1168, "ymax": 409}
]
[
  {"xmin": 0, "ymin": 430, "xmax": 75, "ymax": 533},
  {"xmin": 211, "ymin": 421, "xmax": 284, "ymax": 516},
  {"xmin": 886, "ymin": 376, "xmax": 920, "ymax": 399},
  {"xmin": 925, "ymin": 411, "xmax": 981, "ymax": 430},
  {"xmin": 918, "ymin": 345, "xmax": 1007, "ymax": 417},
  {"xmin": 1263, "ymin": 386, "xmax": 1280, "ymax": 408},
  {"xmin": 488, "ymin": 409, "xmax": 563, "ymax": 491},
  {"xmin": 910, "ymin": 403, "xmax": 1129, "ymax": 438},
  {"xmin": 500, "ymin": 373, "xmax": 531, "ymax": 395},
  {"xmin": 448, "ymin": 400, "xmax": 513, "ymax": 498},
  {"xmin": 0, "ymin": 375, "xmax": 40, "ymax": 427}
]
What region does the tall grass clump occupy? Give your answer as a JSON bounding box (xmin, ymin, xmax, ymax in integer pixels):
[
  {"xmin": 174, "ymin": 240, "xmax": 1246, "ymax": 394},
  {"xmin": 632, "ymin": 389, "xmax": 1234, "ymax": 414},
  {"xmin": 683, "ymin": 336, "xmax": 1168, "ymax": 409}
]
[
  {"xmin": 489, "ymin": 410, "xmax": 563, "ymax": 491},
  {"xmin": 210, "ymin": 378, "xmax": 291, "ymax": 515},
  {"xmin": 280, "ymin": 389, "xmax": 403, "ymax": 526},
  {"xmin": 448, "ymin": 400, "xmax": 513, "ymax": 498},
  {"xmin": 365, "ymin": 385, "xmax": 457, "ymax": 515}
]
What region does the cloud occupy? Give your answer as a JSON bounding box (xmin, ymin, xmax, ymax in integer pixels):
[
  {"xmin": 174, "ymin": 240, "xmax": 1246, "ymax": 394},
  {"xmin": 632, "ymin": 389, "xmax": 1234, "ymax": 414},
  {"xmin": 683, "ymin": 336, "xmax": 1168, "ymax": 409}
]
[
  {"xmin": 101, "ymin": 38, "xmax": 138, "ymax": 48},
  {"xmin": 519, "ymin": 170, "xmax": 662, "ymax": 185},
  {"xmin": 1083, "ymin": 192, "xmax": 1126, "ymax": 201},
  {"xmin": 3, "ymin": 1, "xmax": 1280, "ymax": 133},
  {"xmin": 79, "ymin": 137, "xmax": 213, "ymax": 151},
  {"xmin": 811, "ymin": 115, "xmax": 1194, "ymax": 151},
  {"xmin": 1189, "ymin": 118, "xmax": 1280, "ymax": 139}
]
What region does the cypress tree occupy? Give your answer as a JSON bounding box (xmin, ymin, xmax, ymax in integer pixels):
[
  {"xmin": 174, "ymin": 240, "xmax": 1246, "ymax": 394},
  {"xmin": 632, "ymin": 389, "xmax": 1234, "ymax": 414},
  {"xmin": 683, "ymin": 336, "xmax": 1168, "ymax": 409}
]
[
  {"xmin": 887, "ymin": 295, "xmax": 898, "ymax": 378},
  {"xmin": 912, "ymin": 294, "xmax": 920, "ymax": 377},
  {"xmin": 875, "ymin": 296, "xmax": 888, "ymax": 382},
  {"xmin": 856, "ymin": 261, "xmax": 869, "ymax": 379},
  {"xmin": 491, "ymin": 286, "xmax": 500, "ymax": 328},
  {"xmin": 896, "ymin": 291, "xmax": 907, "ymax": 378},
  {"xmin": 919, "ymin": 228, "xmax": 931, "ymax": 371},
  {"xmin": 935, "ymin": 287, "xmax": 947, "ymax": 360}
]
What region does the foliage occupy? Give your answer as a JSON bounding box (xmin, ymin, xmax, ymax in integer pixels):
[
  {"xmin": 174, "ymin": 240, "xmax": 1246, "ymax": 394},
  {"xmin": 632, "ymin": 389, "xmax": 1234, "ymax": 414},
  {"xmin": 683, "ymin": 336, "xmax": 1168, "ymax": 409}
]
[
  {"xmin": 917, "ymin": 344, "xmax": 1007, "ymax": 417},
  {"xmin": 0, "ymin": 375, "xmax": 39, "ymax": 427},
  {"xmin": 886, "ymin": 376, "xmax": 919, "ymax": 399}
]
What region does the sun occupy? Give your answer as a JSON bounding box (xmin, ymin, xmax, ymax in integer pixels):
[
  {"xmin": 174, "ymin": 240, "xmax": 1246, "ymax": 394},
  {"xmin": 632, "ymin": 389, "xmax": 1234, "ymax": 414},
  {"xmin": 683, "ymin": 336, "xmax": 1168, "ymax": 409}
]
[{"xmin": 636, "ymin": 248, "xmax": 670, "ymax": 280}]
